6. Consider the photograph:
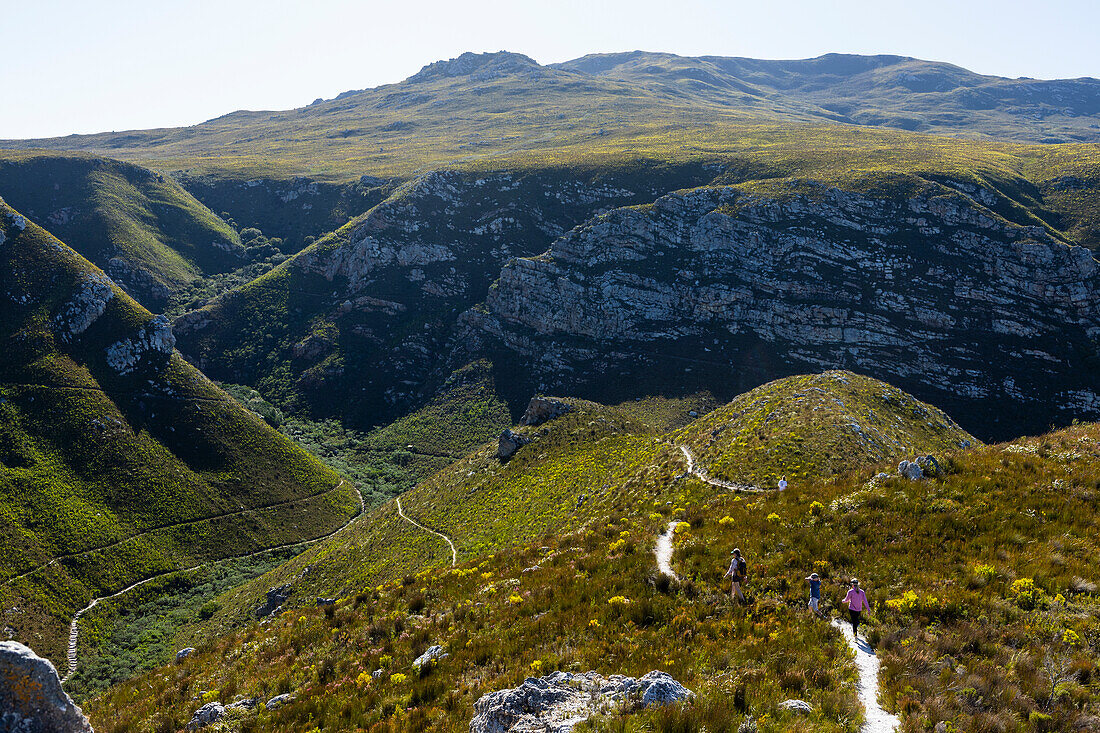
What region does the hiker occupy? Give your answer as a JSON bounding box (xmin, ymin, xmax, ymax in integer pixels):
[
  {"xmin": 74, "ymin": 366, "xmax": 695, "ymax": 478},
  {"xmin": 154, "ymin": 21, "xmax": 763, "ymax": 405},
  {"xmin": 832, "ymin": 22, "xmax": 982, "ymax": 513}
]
[
  {"xmin": 806, "ymin": 572, "xmax": 823, "ymax": 618},
  {"xmin": 778, "ymin": 476, "xmax": 788, "ymax": 491},
  {"xmin": 842, "ymin": 578, "xmax": 871, "ymax": 637},
  {"xmin": 724, "ymin": 548, "xmax": 747, "ymax": 604}
]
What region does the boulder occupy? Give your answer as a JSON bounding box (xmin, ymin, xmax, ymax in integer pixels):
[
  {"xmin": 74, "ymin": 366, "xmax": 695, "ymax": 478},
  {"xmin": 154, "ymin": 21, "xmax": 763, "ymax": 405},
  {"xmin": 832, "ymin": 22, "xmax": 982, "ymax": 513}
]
[
  {"xmin": 226, "ymin": 698, "xmax": 258, "ymax": 711},
  {"xmin": 470, "ymin": 670, "xmax": 692, "ymax": 733},
  {"xmin": 176, "ymin": 647, "xmax": 195, "ymax": 663},
  {"xmin": 898, "ymin": 460, "xmax": 923, "ymax": 481},
  {"xmin": 0, "ymin": 641, "xmax": 93, "ymax": 733},
  {"xmin": 497, "ymin": 429, "xmax": 530, "ymax": 460},
  {"xmin": 521, "ymin": 397, "xmax": 572, "ymax": 426},
  {"xmin": 778, "ymin": 699, "xmax": 813, "ymax": 714},
  {"xmin": 915, "ymin": 455, "xmax": 941, "ymax": 476},
  {"xmin": 265, "ymin": 693, "xmax": 295, "ymax": 710},
  {"xmin": 255, "ymin": 584, "xmax": 292, "ymax": 619},
  {"xmin": 186, "ymin": 702, "xmax": 224, "ymax": 730},
  {"xmin": 412, "ymin": 645, "xmax": 449, "ymax": 671},
  {"xmin": 315, "ymin": 597, "xmax": 337, "ymax": 607}
]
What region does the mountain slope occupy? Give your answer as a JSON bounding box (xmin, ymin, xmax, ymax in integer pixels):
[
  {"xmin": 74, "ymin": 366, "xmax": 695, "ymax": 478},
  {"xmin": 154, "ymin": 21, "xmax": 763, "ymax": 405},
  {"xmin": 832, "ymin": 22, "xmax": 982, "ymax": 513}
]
[
  {"xmin": 556, "ymin": 51, "xmax": 1100, "ymax": 143},
  {"xmin": 0, "ymin": 199, "xmax": 359, "ymax": 666},
  {"xmin": 83, "ymin": 377, "xmax": 1100, "ymax": 733},
  {"xmin": 188, "ymin": 373, "xmax": 968, "ymax": 638},
  {"xmin": 0, "ymin": 152, "xmax": 245, "ymax": 308},
  {"xmin": 4, "ymin": 51, "xmax": 1100, "ymax": 181}
]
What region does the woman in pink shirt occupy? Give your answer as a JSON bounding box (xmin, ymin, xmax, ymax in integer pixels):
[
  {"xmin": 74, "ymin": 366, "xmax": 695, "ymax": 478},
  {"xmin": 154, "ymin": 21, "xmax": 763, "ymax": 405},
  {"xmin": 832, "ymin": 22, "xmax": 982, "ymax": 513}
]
[{"xmin": 842, "ymin": 578, "xmax": 870, "ymax": 637}]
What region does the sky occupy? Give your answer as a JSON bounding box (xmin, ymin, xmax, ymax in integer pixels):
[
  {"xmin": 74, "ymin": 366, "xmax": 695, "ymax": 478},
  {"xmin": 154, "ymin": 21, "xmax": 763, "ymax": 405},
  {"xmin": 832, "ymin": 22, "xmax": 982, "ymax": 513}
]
[{"xmin": 3, "ymin": 0, "xmax": 1099, "ymax": 139}]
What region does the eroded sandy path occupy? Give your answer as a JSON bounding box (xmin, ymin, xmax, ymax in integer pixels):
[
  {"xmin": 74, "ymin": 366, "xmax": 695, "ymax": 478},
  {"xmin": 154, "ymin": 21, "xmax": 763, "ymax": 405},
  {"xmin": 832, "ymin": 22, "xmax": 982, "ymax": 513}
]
[
  {"xmin": 832, "ymin": 618, "xmax": 901, "ymax": 733},
  {"xmin": 654, "ymin": 520, "xmax": 679, "ymax": 580},
  {"xmin": 678, "ymin": 446, "xmax": 769, "ymax": 493}
]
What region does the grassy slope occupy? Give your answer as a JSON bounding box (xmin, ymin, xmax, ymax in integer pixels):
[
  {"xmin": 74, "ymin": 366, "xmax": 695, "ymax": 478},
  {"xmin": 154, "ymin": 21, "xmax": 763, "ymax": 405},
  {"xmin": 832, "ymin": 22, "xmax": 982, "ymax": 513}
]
[
  {"xmin": 0, "ymin": 201, "xmax": 357, "ymax": 666},
  {"xmin": 0, "ymin": 151, "xmax": 244, "ymax": 307},
  {"xmin": 677, "ymin": 371, "xmax": 977, "ymax": 488},
  {"xmin": 85, "ymin": 375, "xmax": 1100, "ymax": 733}
]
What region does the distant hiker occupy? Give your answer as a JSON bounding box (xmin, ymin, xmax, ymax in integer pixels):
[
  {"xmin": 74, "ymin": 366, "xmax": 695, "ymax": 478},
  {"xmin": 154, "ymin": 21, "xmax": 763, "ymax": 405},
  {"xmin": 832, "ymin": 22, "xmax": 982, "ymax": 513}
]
[
  {"xmin": 778, "ymin": 476, "xmax": 788, "ymax": 491},
  {"xmin": 806, "ymin": 572, "xmax": 823, "ymax": 618},
  {"xmin": 725, "ymin": 548, "xmax": 747, "ymax": 604},
  {"xmin": 843, "ymin": 578, "xmax": 871, "ymax": 637}
]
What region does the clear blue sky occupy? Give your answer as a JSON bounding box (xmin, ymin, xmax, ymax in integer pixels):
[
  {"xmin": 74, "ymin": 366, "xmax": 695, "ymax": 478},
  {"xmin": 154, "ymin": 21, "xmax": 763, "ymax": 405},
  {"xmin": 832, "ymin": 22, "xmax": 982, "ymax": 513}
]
[{"xmin": 3, "ymin": 0, "xmax": 1099, "ymax": 139}]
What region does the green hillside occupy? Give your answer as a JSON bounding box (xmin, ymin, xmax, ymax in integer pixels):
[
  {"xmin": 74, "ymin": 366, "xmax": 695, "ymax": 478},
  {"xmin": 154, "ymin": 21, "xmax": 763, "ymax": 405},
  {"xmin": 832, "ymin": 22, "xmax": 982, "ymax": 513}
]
[
  {"xmin": 676, "ymin": 371, "xmax": 978, "ymax": 489},
  {"xmin": 83, "ymin": 376, "xmax": 1100, "ymax": 733},
  {"xmin": 0, "ymin": 199, "xmax": 359, "ymax": 667},
  {"xmin": 0, "ymin": 151, "xmax": 245, "ymax": 308}
]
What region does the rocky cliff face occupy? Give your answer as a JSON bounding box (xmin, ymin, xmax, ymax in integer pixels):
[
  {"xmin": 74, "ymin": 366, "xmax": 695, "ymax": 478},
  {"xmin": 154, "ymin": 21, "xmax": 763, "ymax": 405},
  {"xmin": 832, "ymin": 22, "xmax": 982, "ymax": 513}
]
[
  {"xmin": 174, "ymin": 166, "xmax": 714, "ymax": 425},
  {"xmin": 465, "ymin": 180, "xmax": 1100, "ymax": 438}
]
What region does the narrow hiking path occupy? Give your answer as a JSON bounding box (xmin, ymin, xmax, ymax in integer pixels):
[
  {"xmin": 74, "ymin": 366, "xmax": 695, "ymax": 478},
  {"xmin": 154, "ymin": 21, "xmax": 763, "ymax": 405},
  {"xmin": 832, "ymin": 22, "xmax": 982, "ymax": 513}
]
[
  {"xmin": 832, "ymin": 618, "xmax": 901, "ymax": 733},
  {"xmin": 654, "ymin": 520, "xmax": 679, "ymax": 580},
  {"xmin": 62, "ymin": 482, "xmax": 364, "ymax": 684},
  {"xmin": 678, "ymin": 445, "xmax": 770, "ymax": 493},
  {"xmin": 396, "ymin": 497, "xmax": 458, "ymax": 567},
  {"xmin": 2, "ymin": 479, "xmax": 355, "ymax": 590},
  {"xmin": 665, "ymin": 449, "xmax": 895, "ymax": 728}
]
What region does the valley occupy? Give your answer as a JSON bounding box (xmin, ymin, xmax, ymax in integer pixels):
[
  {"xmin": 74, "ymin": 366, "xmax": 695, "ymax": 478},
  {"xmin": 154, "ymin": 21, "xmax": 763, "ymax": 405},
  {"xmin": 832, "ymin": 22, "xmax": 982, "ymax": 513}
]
[{"xmin": 1, "ymin": 46, "xmax": 1098, "ymax": 733}]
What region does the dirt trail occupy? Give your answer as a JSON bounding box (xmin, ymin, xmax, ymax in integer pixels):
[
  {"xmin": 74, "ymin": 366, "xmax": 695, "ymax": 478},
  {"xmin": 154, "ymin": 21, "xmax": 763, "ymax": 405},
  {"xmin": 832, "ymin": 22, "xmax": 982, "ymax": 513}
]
[
  {"xmin": 654, "ymin": 520, "xmax": 679, "ymax": 580},
  {"xmin": 832, "ymin": 618, "xmax": 901, "ymax": 733},
  {"xmin": 396, "ymin": 497, "xmax": 458, "ymax": 566},
  {"xmin": 678, "ymin": 446, "xmax": 770, "ymax": 493},
  {"xmin": 62, "ymin": 482, "xmax": 363, "ymax": 684}
]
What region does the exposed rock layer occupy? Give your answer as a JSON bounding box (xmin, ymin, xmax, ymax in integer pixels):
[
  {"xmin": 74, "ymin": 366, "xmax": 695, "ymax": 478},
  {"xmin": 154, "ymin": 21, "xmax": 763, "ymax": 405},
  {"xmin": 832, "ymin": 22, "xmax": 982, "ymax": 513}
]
[{"xmin": 467, "ymin": 181, "xmax": 1100, "ymax": 439}]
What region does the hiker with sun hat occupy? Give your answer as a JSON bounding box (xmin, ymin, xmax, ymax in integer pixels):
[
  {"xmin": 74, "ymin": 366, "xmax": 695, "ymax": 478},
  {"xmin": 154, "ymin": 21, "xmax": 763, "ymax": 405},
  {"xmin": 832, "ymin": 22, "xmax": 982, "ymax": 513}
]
[{"xmin": 724, "ymin": 548, "xmax": 747, "ymax": 604}]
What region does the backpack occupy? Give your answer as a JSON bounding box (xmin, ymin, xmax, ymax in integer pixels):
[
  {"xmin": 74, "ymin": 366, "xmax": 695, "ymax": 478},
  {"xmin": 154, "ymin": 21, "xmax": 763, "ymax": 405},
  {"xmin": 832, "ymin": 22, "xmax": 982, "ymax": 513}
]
[{"xmin": 737, "ymin": 558, "xmax": 748, "ymax": 579}]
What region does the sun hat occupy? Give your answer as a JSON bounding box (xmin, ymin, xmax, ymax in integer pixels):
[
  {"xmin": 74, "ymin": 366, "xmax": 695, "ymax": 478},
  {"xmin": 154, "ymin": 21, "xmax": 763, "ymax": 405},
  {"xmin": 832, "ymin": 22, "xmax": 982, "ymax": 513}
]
[{"xmin": 809, "ymin": 572, "xmax": 819, "ymax": 579}]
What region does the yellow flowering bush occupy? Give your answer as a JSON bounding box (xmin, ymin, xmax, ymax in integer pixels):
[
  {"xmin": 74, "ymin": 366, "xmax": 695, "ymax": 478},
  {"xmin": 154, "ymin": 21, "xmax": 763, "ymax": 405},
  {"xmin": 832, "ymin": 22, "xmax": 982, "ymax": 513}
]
[
  {"xmin": 718, "ymin": 515, "xmax": 734, "ymax": 525},
  {"xmin": 390, "ymin": 673, "xmax": 407, "ymax": 684},
  {"xmin": 608, "ymin": 595, "xmax": 630, "ymax": 605},
  {"xmin": 1010, "ymin": 578, "xmax": 1044, "ymax": 609}
]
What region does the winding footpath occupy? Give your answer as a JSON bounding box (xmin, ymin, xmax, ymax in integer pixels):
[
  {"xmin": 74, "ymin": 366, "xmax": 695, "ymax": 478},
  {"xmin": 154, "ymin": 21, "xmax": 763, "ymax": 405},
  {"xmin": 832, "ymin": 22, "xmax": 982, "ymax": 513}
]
[
  {"xmin": 61, "ymin": 481, "xmax": 364, "ymax": 684},
  {"xmin": 832, "ymin": 619, "xmax": 901, "ymax": 733},
  {"xmin": 395, "ymin": 497, "xmax": 458, "ymax": 566},
  {"xmin": 660, "ymin": 450, "xmax": 895, "ymax": 732},
  {"xmin": 678, "ymin": 446, "xmax": 769, "ymax": 493}
]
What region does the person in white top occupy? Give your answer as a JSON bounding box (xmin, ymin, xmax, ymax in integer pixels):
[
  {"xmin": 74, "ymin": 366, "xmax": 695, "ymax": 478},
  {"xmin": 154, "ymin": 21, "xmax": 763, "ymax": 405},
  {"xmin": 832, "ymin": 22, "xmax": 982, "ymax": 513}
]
[{"xmin": 778, "ymin": 476, "xmax": 788, "ymax": 491}]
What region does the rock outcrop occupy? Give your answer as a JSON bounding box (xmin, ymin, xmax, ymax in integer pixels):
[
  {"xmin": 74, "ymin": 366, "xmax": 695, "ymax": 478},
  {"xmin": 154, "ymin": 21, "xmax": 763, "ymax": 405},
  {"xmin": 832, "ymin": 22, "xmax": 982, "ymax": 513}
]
[
  {"xmin": 53, "ymin": 273, "xmax": 114, "ymax": 342},
  {"xmin": 104, "ymin": 314, "xmax": 176, "ymax": 375},
  {"xmin": 497, "ymin": 429, "xmax": 530, "ymax": 460},
  {"xmin": 0, "ymin": 641, "xmax": 93, "ymax": 733},
  {"xmin": 470, "ymin": 670, "xmax": 692, "ymax": 733},
  {"xmin": 521, "ymin": 397, "xmax": 572, "ymax": 426},
  {"xmin": 411, "ymin": 645, "xmax": 449, "ymax": 671},
  {"xmin": 466, "ymin": 180, "xmax": 1100, "ymax": 439},
  {"xmin": 255, "ymin": 584, "xmax": 292, "ymax": 618},
  {"xmin": 186, "ymin": 702, "xmax": 224, "ymax": 730}
]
